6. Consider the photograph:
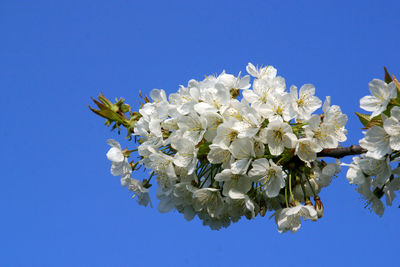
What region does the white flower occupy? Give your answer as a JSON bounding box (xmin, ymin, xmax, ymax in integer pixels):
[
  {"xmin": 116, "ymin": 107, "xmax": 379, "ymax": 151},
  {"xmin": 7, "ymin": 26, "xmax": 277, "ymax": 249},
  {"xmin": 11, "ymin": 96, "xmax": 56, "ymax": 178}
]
[
  {"xmin": 356, "ymin": 177, "xmax": 384, "ymax": 217},
  {"xmin": 173, "ymin": 183, "xmax": 197, "ymax": 221},
  {"xmin": 217, "ymin": 71, "xmax": 251, "ymax": 90},
  {"xmin": 173, "ymin": 138, "xmax": 198, "ymax": 175},
  {"xmin": 323, "ymin": 96, "xmax": 348, "ymax": 142},
  {"xmin": 359, "ymin": 126, "xmax": 391, "ymax": 160},
  {"xmin": 193, "ymin": 188, "xmax": 224, "ymax": 218},
  {"xmin": 360, "ymin": 79, "xmax": 397, "ymax": 117},
  {"xmin": 150, "ymin": 88, "xmax": 168, "ymax": 103},
  {"xmin": 194, "ymin": 83, "xmax": 230, "ymax": 114},
  {"xmin": 203, "ymin": 112, "xmax": 223, "ymax": 142},
  {"xmin": 106, "ymin": 139, "xmax": 124, "ymax": 162},
  {"xmin": 290, "ymin": 84, "xmax": 322, "ymax": 121},
  {"xmin": 344, "ymin": 155, "xmax": 391, "ymax": 187},
  {"xmin": 383, "ymin": 106, "xmax": 400, "ymax": 150},
  {"xmin": 295, "ymin": 138, "xmax": 321, "ymax": 164},
  {"xmin": 214, "ymin": 169, "xmax": 252, "ymax": 198},
  {"xmin": 383, "ymin": 177, "xmax": 400, "ymax": 206},
  {"xmin": 357, "ymin": 156, "xmax": 391, "ymax": 188},
  {"xmin": 314, "ymin": 161, "xmax": 341, "ymax": 187},
  {"xmin": 198, "ymin": 210, "xmax": 231, "ymax": 230},
  {"xmin": 207, "ymin": 143, "xmax": 232, "ymax": 168},
  {"xmin": 213, "ymin": 119, "xmax": 239, "ymax": 147},
  {"xmin": 226, "ymin": 195, "xmax": 257, "ymax": 220},
  {"xmin": 232, "ymin": 103, "xmax": 261, "ymax": 138},
  {"xmin": 246, "ymin": 62, "xmax": 277, "ymax": 80},
  {"xmin": 275, "ymin": 204, "xmax": 318, "ymax": 233},
  {"xmin": 106, "ymin": 139, "xmax": 132, "ymax": 177},
  {"xmin": 168, "ymin": 82, "xmax": 200, "ymax": 116},
  {"xmin": 157, "ymin": 187, "xmax": 175, "ymax": 213},
  {"xmin": 259, "ymin": 92, "xmax": 295, "ymax": 121},
  {"xmin": 261, "ymin": 118, "xmax": 297, "ymax": 156},
  {"xmin": 133, "ymin": 116, "xmax": 164, "ymax": 148},
  {"xmin": 229, "ymin": 138, "xmax": 256, "ymax": 174},
  {"xmin": 177, "ymin": 112, "xmax": 208, "ymax": 144},
  {"xmin": 344, "ymin": 157, "xmax": 367, "ymax": 185},
  {"xmin": 305, "ymin": 115, "xmax": 337, "ymax": 149},
  {"xmin": 249, "ymin": 158, "xmax": 286, "ymax": 198},
  {"xmin": 148, "ymin": 151, "xmax": 176, "ymax": 179},
  {"xmin": 129, "ymin": 179, "xmax": 152, "ymax": 208}
]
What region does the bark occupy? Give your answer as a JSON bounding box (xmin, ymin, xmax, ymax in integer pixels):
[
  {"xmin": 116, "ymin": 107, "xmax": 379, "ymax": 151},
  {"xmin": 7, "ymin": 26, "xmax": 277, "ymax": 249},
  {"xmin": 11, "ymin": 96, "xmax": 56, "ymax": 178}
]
[{"xmin": 316, "ymin": 145, "xmax": 367, "ymax": 159}]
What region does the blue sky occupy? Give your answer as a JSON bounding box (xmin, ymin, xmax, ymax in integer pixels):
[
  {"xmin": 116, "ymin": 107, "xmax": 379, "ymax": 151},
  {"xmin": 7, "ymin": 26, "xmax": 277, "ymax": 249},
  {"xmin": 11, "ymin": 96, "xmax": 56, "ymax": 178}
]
[{"xmin": 1, "ymin": 0, "xmax": 399, "ymax": 266}]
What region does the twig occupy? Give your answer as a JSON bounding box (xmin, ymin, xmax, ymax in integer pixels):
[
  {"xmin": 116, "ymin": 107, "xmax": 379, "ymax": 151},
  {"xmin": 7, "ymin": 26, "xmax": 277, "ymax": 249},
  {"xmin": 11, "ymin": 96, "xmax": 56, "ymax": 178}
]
[{"xmin": 317, "ymin": 145, "xmax": 367, "ymax": 158}]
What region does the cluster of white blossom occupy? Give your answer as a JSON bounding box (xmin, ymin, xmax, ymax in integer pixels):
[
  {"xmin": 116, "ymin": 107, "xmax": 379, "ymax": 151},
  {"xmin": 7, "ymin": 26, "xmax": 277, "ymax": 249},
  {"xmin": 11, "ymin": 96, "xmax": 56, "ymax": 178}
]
[
  {"xmin": 345, "ymin": 79, "xmax": 400, "ymax": 215},
  {"xmin": 105, "ymin": 63, "xmax": 348, "ymax": 232}
]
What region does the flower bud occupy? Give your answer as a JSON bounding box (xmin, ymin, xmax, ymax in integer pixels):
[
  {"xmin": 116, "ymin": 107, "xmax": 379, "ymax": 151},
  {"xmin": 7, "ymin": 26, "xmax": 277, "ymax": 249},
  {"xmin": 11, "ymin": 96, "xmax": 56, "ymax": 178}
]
[
  {"xmin": 259, "ymin": 201, "xmax": 267, "ymax": 217},
  {"xmin": 314, "ymin": 196, "xmax": 324, "ymax": 218},
  {"xmin": 305, "ymin": 199, "xmax": 313, "ymax": 207}
]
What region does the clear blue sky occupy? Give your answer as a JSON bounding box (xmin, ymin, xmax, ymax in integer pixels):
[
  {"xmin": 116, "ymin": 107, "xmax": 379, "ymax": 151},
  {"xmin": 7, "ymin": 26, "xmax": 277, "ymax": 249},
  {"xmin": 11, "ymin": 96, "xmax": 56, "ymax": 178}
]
[{"xmin": 1, "ymin": 0, "xmax": 399, "ymax": 266}]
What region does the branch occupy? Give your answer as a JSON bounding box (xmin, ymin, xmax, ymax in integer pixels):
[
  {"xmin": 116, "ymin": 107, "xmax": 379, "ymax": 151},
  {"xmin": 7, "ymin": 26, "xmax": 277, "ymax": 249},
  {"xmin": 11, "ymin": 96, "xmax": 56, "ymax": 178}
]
[{"xmin": 317, "ymin": 145, "xmax": 367, "ymax": 158}]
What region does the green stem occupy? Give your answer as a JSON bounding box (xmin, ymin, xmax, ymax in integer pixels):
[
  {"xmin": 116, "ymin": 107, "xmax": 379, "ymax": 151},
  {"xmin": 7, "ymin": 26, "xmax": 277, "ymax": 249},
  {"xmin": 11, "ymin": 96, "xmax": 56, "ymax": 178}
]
[
  {"xmin": 305, "ymin": 176, "xmax": 317, "ymax": 197},
  {"xmin": 285, "ymin": 185, "xmax": 289, "ymax": 208},
  {"xmin": 288, "ymin": 172, "xmax": 295, "ymax": 202},
  {"xmin": 298, "ymin": 174, "xmax": 308, "ymax": 202}
]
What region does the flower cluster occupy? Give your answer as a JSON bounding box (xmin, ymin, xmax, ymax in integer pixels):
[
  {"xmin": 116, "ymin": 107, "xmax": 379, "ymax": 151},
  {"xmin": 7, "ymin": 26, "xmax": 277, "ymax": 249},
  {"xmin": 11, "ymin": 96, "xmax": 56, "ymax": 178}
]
[
  {"xmin": 345, "ymin": 78, "xmax": 400, "ymax": 215},
  {"xmin": 103, "ymin": 63, "xmax": 348, "ymax": 232}
]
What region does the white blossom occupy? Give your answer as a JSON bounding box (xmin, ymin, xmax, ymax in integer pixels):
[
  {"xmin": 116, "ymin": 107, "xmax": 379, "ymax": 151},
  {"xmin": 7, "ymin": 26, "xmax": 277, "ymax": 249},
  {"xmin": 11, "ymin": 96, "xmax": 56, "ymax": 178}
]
[
  {"xmin": 383, "ymin": 106, "xmax": 400, "ymax": 150},
  {"xmin": 173, "ymin": 138, "xmax": 198, "ymax": 175},
  {"xmin": 360, "ymin": 79, "xmax": 397, "ymax": 118},
  {"xmin": 100, "ymin": 63, "xmax": 352, "ymax": 232},
  {"xmin": 229, "ymin": 138, "xmax": 256, "ymax": 174},
  {"xmin": 249, "ymin": 158, "xmax": 286, "ymax": 198},
  {"xmin": 356, "ymin": 177, "xmax": 385, "ymax": 217},
  {"xmin": 106, "ymin": 139, "xmax": 132, "ymax": 177},
  {"xmin": 290, "ymin": 84, "xmax": 322, "ymax": 121},
  {"xmin": 359, "ymin": 126, "xmax": 391, "ymax": 160},
  {"xmin": 214, "ymin": 169, "xmax": 252, "ymax": 199},
  {"xmin": 323, "ymin": 96, "xmax": 348, "ymax": 142},
  {"xmin": 261, "ymin": 118, "xmax": 297, "ymax": 156},
  {"xmin": 193, "ymin": 188, "xmax": 224, "ymax": 218},
  {"xmin": 246, "ymin": 62, "xmax": 277, "ymax": 80},
  {"xmin": 383, "ymin": 176, "xmax": 400, "ymax": 206},
  {"xmin": 129, "ymin": 178, "xmax": 152, "ymax": 208},
  {"xmin": 305, "ymin": 114, "xmax": 337, "ymax": 149},
  {"xmin": 275, "ymin": 204, "xmax": 318, "ymax": 233},
  {"xmin": 295, "ymin": 138, "xmax": 321, "ymax": 164}
]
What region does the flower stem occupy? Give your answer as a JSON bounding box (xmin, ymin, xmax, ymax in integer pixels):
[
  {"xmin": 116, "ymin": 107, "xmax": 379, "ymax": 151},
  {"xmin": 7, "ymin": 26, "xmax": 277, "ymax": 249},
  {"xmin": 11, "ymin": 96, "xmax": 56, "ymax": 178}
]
[
  {"xmin": 298, "ymin": 174, "xmax": 308, "ymax": 202},
  {"xmin": 305, "ymin": 176, "xmax": 317, "ymax": 197},
  {"xmin": 288, "ymin": 172, "xmax": 295, "ymax": 203}
]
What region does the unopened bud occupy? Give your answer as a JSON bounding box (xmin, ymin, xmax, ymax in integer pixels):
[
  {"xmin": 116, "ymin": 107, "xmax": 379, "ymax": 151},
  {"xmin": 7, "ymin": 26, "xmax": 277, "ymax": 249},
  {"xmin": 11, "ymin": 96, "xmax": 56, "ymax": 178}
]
[
  {"xmin": 259, "ymin": 204, "xmax": 266, "ymax": 217},
  {"xmin": 314, "ymin": 196, "xmax": 324, "ymax": 218},
  {"xmin": 305, "ymin": 199, "xmax": 313, "ymax": 207}
]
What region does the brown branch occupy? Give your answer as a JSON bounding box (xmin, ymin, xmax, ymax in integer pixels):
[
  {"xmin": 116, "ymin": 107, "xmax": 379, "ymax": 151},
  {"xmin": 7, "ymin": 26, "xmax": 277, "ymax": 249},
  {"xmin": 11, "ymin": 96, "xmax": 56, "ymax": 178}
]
[{"xmin": 317, "ymin": 145, "xmax": 367, "ymax": 159}]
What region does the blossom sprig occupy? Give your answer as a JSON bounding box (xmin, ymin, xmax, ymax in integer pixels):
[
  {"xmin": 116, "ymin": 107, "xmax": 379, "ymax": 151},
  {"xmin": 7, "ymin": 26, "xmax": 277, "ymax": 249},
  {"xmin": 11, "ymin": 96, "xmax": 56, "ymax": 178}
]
[
  {"xmin": 344, "ymin": 68, "xmax": 400, "ymax": 216},
  {"xmin": 91, "ymin": 63, "xmax": 350, "ymax": 232}
]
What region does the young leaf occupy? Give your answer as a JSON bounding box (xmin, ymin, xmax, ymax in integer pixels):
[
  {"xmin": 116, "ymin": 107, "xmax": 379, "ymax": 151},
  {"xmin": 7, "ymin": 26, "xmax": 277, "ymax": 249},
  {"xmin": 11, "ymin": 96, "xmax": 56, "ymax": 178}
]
[
  {"xmin": 384, "ymin": 67, "xmax": 393, "ymax": 84},
  {"xmin": 355, "ymin": 112, "xmax": 370, "ymax": 127}
]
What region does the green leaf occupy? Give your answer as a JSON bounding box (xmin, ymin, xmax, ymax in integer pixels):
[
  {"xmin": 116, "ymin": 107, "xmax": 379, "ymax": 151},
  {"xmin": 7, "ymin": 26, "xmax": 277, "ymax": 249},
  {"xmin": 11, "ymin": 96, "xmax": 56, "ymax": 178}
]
[
  {"xmin": 354, "ymin": 112, "xmax": 382, "ymax": 129},
  {"xmin": 355, "ymin": 112, "xmax": 371, "ymax": 127},
  {"xmin": 393, "ymin": 75, "xmax": 400, "ymax": 95},
  {"xmin": 384, "ymin": 67, "xmax": 393, "ymax": 84},
  {"xmin": 365, "ymin": 115, "xmax": 383, "ymax": 129}
]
